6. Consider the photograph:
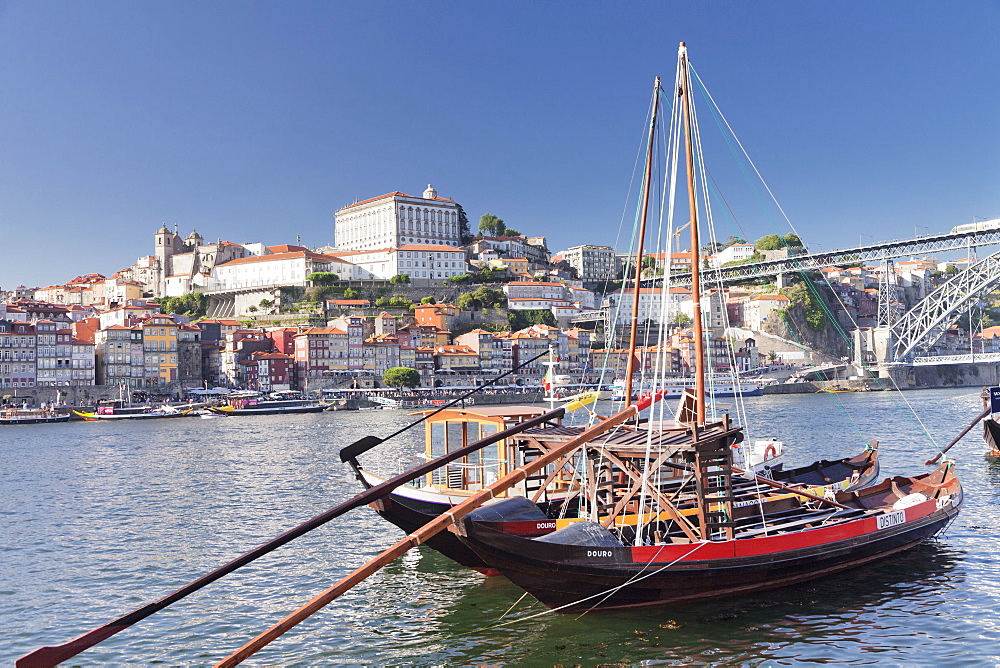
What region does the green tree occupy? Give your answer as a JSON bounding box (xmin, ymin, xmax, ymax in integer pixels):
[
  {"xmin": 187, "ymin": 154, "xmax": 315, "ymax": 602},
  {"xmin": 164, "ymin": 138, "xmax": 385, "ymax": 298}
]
[
  {"xmin": 479, "ymin": 213, "xmax": 505, "ymax": 236},
  {"xmin": 389, "ymin": 296, "xmax": 412, "ymax": 308},
  {"xmin": 456, "ymin": 204, "xmax": 474, "ymax": 245},
  {"xmin": 672, "ymin": 313, "xmax": 692, "ymax": 326},
  {"xmin": 756, "ymin": 233, "xmax": 802, "ymax": 250},
  {"xmin": 508, "ymin": 309, "xmax": 556, "ymax": 330},
  {"xmin": 755, "ymin": 234, "xmax": 784, "ymax": 251},
  {"xmin": 383, "ymin": 366, "xmax": 421, "ymax": 389},
  {"xmin": 503, "ymin": 228, "xmax": 521, "ymax": 237},
  {"xmin": 389, "ymin": 274, "xmax": 411, "ymax": 284},
  {"xmin": 724, "ymin": 235, "xmax": 747, "ymax": 247},
  {"xmin": 446, "ymin": 273, "xmax": 472, "ymax": 284},
  {"xmin": 307, "ymin": 272, "xmax": 339, "ymax": 285},
  {"xmin": 343, "ymin": 287, "xmax": 361, "ymax": 299},
  {"xmin": 154, "ymin": 293, "xmax": 208, "ymax": 318},
  {"xmin": 420, "ymin": 296, "xmax": 436, "ymax": 304}
]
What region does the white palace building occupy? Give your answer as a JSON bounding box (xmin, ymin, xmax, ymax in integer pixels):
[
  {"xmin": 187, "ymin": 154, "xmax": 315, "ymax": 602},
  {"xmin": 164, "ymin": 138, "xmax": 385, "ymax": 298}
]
[
  {"xmin": 330, "ymin": 184, "xmax": 470, "ymax": 282},
  {"xmin": 334, "ymin": 185, "xmax": 462, "ymax": 251}
]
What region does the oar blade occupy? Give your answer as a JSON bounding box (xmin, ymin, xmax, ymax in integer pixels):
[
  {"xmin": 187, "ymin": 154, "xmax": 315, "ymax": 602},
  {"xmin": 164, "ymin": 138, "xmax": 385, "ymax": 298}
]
[
  {"xmin": 339, "ymin": 435, "xmax": 384, "ymax": 463},
  {"xmin": 17, "ymin": 624, "xmax": 121, "ymax": 668}
]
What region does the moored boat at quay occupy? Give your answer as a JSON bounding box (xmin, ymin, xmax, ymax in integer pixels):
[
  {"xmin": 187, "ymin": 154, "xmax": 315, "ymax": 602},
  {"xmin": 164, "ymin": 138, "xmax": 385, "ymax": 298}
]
[
  {"xmin": 0, "ymin": 408, "xmax": 70, "ymax": 425},
  {"xmin": 207, "ymin": 398, "xmax": 325, "ymax": 416},
  {"xmin": 72, "ymin": 404, "xmax": 193, "ymax": 421},
  {"xmin": 350, "ymin": 401, "xmax": 879, "ymax": 572},
  {"xmin": 457, "ymin": 458, "xmax": 960, "ymax": 611}
]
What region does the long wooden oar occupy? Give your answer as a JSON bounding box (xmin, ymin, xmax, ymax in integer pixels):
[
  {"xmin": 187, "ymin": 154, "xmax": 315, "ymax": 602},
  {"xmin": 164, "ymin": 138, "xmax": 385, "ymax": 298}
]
[
  {"xmin": 339, "ymin": 349, "xmax": 551, "ymax": 464},
  {"xmin": 925, "ymin": 406, "xmax": 991, "ymax": 465},
  {"xmin": 16, "ymin": 406, "xmax": 565, "ymax": 668},
  {"xmin": 214, "ymin": 393, "xmax": 665, "ymax": 666}
]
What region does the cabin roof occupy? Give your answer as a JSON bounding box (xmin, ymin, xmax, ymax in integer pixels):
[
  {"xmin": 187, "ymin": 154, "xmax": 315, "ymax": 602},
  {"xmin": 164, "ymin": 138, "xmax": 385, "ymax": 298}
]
[{"xmin": 414, "ymin": 405, "xmax": 550, "ymax": 420}]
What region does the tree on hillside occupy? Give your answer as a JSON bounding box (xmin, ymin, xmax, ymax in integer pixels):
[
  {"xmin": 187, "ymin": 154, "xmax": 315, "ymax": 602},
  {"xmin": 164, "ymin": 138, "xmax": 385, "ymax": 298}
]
[
  {"xmin": 508, "ymin": 309, "xmax": 556, "ymax": 330},
  {"xmin": 755, "ymin": 234, "xmax": 783, "ymax": 251},
  {"xmin": 456, "ymin": 204, "xmax": 474, "ymax": 245},
  {"xmin": 389, "ymin": 274, "xmax": 411, "ymax": 284},
  {"xmin": 155, "ymin": 292, "xmax": 208, "ymax": 318},
  {"xmin": 457, "ymin": 285, "xmax": 506, "ymax": 310},
  {"xmin": 756, "ymin": 233, "xmax": 802, "ymax": 250},
  {"xmin": 383, "ymin": 366, "xmax": 420, "ymax": 390},
  {"xmin": 306, "ymin": 272, "xmax": 339, "ymax": 285},
  {"xmin": 479, "ymin": 213, "xmax": 506, "ymax": 236}
]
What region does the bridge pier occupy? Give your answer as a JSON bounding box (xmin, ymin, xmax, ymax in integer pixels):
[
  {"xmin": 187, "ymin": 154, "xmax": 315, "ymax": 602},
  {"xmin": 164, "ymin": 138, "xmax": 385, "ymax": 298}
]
[{"xmin": 879, "ymin": 361, "xmax": 1000, "ymax": 390}]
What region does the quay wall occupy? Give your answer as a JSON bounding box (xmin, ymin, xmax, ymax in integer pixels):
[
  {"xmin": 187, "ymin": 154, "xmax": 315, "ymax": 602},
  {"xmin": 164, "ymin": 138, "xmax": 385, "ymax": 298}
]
[{"xmin": 885, "ymin": 362, "xmax": 1000, "ymax": 391}]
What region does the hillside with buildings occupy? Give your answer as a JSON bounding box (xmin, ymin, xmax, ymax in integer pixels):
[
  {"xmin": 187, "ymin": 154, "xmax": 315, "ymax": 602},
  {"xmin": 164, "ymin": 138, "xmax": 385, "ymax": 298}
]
[{"xmin": 2, "ymin": 184, "xmax": 988, "ymax": 400}]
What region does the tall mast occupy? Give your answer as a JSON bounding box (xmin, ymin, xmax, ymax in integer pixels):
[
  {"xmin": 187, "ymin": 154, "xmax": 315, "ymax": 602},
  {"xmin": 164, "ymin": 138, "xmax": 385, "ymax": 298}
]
[
  {"xmin": 623, "ymin": 76, "xmax": 661, "ymax": 406},
  {"xmin": 679, "ymin": 43, "xmax": 707, "ymax": 425}
]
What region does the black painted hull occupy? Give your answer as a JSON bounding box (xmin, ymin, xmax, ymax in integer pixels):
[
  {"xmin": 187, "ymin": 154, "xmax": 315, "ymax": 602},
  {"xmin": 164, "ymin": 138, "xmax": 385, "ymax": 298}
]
[
  {"xmin": 458, "ymin": 467, "xmax": 962, "ymax": 611},
  {"xmin": 0, "ymin": 414, "xmax": 71, "ymax": 425}
]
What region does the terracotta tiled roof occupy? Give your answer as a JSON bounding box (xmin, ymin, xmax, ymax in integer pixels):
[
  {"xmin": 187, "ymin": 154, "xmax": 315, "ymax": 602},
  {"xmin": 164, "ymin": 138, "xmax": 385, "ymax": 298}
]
[
  {"xmin": 266, "ymin": 244, "xmax": 310, "ymax": 253},
  {"xmin": 217, "ymin": 251, "xmax": 355, "ymax": 267},
  {"xmin": 339, "ymin": 191, "xmax": 456, "ymax": 210}
]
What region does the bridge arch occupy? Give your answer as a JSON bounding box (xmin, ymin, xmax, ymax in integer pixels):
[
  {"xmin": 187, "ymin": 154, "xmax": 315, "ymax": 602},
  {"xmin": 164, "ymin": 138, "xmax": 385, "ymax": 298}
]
[{"xmin": 889, "ymin": 249, "xmax": 1000, "ymax": 362}]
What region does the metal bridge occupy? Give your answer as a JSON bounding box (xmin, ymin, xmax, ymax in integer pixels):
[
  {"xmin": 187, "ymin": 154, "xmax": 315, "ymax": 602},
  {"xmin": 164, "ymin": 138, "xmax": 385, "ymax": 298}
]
[
  {"xmin": 575, "ymin": 226, "xmax": 1000, "ymax": 367},
  {"xmin": 657, "ymin": 226, "xmax": 1000, "ymax": 288},
  {"xmin": 887, "ymin": 249, "xmax": 1000, "ymax": 363}
]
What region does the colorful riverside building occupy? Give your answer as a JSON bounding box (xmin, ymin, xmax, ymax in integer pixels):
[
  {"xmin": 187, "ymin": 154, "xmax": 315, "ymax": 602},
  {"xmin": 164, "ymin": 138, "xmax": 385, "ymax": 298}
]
[
  {"xmin": 3, "ymin": 321, "xmax": 36, "ymax": 388},
  {"xmin": 241, "ymin": 352, "xmax": 296, "ymax": 392},
  {"xmin": 141, "ymin": 315, "xmax": 179, "ymax": 384},
  {"xmin": 34, "ymin": 320, "xmax": 73, "ymax": 386},
  {"xmin": 294, "ymin": 326, "xmax": 350, "ymax": 382},
  {"xmin": 0, "ymin": 320, "xmax": 36, "ymax": 389}
]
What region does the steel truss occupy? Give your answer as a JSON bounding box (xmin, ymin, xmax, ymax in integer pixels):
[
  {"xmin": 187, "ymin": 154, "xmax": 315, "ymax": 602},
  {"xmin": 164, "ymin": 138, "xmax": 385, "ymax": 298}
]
[
  {"xmin": 889, "ymin": 249, "xmax": 1000, "ymax": 362},
  {"xmin": 657, "ymin": 229, "xmax": 1000, "ymax": 288}
]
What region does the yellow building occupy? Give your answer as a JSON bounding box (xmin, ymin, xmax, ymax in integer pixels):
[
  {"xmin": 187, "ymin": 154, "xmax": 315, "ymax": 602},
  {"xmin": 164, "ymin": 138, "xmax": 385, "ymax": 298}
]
[{"xmin": 142, "ymin": 315, "xmax": 178, "ymax": 385}]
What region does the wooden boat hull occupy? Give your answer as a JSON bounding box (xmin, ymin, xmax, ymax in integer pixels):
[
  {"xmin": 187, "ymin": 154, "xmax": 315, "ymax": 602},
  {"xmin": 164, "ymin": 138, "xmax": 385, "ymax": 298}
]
[
  {"xmin": 72, "ymin": 410, "xmax": 191, "ymax": 421},
  {"xmin": 355, "ymin": 447, "xmax": 879, "ymax": 572},
  {"xmin": 207, "ymin": 404, "xmax": 325, "ymax": 416},
  {"xmin": 457, "ymin": 465, "xmax": 960, "ymax": 611},
  {"xmin": 0, "ymin": 413, "xmax": 71, "ymax": 425}
]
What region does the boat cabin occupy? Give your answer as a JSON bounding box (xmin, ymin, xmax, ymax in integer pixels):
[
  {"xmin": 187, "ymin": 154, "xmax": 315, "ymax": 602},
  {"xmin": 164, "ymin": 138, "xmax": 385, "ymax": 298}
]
[{"xmin": 419, "ymin": 406, "xmax": 570, "ymax": 497}]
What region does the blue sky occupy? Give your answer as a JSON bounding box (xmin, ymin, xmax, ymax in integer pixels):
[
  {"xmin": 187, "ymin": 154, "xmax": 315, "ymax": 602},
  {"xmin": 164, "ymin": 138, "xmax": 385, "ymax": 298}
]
[{"xmin": 1, "ymin": 1, "xmax": 997, "ymax": 289}]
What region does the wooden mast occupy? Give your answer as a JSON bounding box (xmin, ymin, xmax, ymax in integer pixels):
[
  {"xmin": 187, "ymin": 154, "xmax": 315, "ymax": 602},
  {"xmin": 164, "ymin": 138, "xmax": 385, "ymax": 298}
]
[
  {"xmin": 623, "ymin": 76, "xmax": 661, "ymax": 406},
  {"xmin": 679, "ymin": 43, "xmax": 706, "ymax": 425}
]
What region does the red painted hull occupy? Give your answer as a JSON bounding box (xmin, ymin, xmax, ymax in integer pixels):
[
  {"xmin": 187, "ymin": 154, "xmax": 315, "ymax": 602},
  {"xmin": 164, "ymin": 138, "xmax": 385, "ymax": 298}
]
[{"xmin": 457, "ymin": 465, "xmax": 961, "ymax": 611}]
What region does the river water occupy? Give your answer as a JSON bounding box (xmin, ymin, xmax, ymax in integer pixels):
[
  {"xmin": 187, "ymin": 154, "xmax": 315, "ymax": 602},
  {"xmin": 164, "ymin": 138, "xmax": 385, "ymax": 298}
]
[{"xmin": 3, "ymin": 388, "xmax": 1000, "ymax": 666}]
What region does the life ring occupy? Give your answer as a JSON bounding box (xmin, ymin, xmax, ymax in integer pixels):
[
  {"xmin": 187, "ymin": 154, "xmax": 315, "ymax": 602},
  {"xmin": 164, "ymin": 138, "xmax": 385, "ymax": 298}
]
[{"xmin": 764, "ymin": 444, "xmax": 777, "ymax": 460}]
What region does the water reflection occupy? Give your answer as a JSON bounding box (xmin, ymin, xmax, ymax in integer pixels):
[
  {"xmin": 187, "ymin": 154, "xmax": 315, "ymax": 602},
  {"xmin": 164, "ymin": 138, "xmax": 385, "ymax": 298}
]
[{"xmin": 413, "ymin": 542, "xmax": 965, "ymax": 666}]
